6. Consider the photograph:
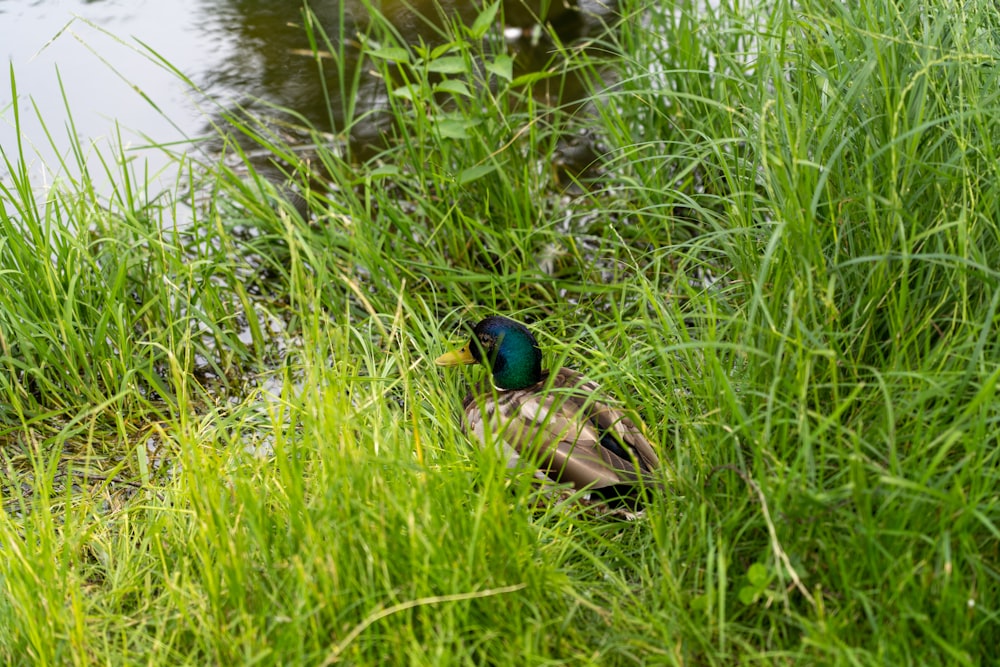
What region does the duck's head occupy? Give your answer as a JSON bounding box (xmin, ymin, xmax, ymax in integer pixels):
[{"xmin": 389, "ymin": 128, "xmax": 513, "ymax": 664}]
[{"xmin": 435, "ymin": 316, "xmax": 543, "ymax": 390}]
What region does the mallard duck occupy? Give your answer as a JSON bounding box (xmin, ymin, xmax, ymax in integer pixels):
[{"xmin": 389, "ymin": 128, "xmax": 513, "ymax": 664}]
[{"xmin": 435, "ymin": 315, "xmax": 661, "ymax": 506}]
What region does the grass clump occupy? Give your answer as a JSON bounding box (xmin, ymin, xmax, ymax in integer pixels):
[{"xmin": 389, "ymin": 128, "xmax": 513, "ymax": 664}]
[{"xmin": 1, "ymin": 0, "xmax": 999, "ymax": 664}]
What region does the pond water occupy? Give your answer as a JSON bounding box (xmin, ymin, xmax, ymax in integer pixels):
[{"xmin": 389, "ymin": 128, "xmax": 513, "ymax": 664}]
[
  {"xmin": 1, "ymin": 0, "xmax": 613, "ymax": 196},
  {"xmin": 2, "ymin": 0, "xmax": 216, "ymax": 189}
]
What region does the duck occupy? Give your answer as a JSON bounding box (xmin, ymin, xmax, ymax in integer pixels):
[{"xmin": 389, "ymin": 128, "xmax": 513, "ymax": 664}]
[{"xmin": 435, "ymin": 315, "xmax": 661, "ymax": 506}]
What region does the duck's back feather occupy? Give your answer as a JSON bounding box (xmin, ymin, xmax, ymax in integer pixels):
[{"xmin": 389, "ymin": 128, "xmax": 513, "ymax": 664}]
[{"xmin": 462, "ymin": 368, "xmax": 660, "ymax": 494}]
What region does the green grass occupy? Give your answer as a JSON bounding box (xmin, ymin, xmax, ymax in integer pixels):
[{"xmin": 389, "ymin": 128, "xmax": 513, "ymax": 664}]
[{"xmin": 1, "ymin": 0, "xmax": 999, "ymax": 663}]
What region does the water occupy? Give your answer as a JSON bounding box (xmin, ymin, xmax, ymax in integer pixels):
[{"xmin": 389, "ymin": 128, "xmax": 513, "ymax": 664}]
[
  {"xmin": 1, "ymin": 0, "xmax": 214, "ymax": 189},
  {"xmin": 1, "ymin": 0, "xmax": 611, "ymax": 196}
]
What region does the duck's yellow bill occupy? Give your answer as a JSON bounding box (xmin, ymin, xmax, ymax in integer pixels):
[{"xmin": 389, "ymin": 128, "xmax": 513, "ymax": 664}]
[{"xmin": 435, "ymin": 344, "xmax": 475, "ymax": 366}]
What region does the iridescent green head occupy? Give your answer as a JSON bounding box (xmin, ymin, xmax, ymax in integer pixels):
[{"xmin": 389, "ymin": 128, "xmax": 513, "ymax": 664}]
[{"xmin": 435, "ymin": 316, "xmax": 543, "ymax": 390}]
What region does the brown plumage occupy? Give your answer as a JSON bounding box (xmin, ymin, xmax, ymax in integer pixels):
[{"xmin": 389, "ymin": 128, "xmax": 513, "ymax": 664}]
[{"xmin": 436, "ymin": 316, "xmax": 662, "ymax": 506}]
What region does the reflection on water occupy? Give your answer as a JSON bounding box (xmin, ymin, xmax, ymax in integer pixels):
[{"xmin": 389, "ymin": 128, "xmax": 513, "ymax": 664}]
[
  {"xmin": 199, "ymin": 0, "xmax": 618, "ymax": 162},
  {"xmin": 358, "ymin": 0, "xmax": 581, "ymax": 32},
  {"xmin": 2, "ymin": 0, "xmax": 619, "ymax": 193},
  {"xmin": 0, "ymin": 0, "xmax": 208, "ymax": 188}
]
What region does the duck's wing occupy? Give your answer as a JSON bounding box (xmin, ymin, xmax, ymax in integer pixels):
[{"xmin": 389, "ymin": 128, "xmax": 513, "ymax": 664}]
[
  {"xmin": 554, "ymin": 368, "xmax": 661, "ymax": 475},
  {"xmin": 498, "ymin": 368, "xmax": 661, "ymax": 491}
]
